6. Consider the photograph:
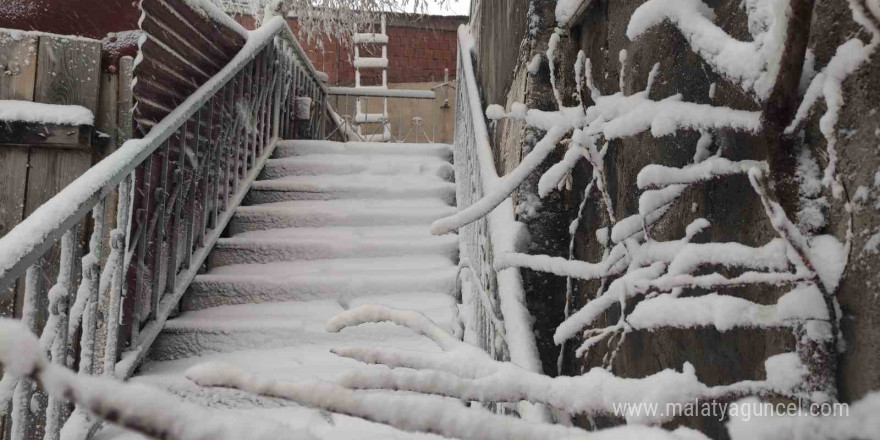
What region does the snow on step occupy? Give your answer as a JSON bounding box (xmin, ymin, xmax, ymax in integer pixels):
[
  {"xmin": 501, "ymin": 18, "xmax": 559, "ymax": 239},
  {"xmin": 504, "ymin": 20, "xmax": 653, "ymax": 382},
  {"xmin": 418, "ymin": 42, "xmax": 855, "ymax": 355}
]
[
  {"xmin": 152, "ymin": 294, "xmax": 457, "ymax": 361},
  {"xmin": 209, "ymin": 226, "xmax": 459, "ymax": 266},
  {"xmin": 184, "ymin": 256, "xmax": 458, "ymax": 311},
  {"xmin": 246, "ymin": 174, "xmax": 456, "ymax": 204},
  {"xmin": 230, "ymin": 198, "xmax": 457, "ymax": 232},
  {"xmin": 259, "ymin": 154, "xmax": 454, "ymax": 180},
  {"xmin": 111, "ymin": 135, "xmax": 461, "ymax": 440},
  {"xmin": 274, "ymin": 140, "xmax": 452, "ymax": 160}
]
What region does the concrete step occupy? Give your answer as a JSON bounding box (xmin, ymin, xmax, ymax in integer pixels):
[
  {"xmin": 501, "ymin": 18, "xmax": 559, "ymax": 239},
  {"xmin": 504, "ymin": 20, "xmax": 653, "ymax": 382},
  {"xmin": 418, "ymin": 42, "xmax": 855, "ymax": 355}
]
[
  {"xmin": 229, "ymin": 198, "xmax": 456, "ymax": 233},
  {"xmin": 151, "ymin": 298, "xmax": 454, "ymax": 361},
  {"xmin": 245, "ymin": 175, "xmax": 456, "ymax": 204},
  {"xmin": 259, "ymin": 154, "xmax": 454, "ymax": 180},
  {"xmin": 182, "ymin": 255, "xmax": 459, "ymax": 311},
  {"xmin": 273, "ymin": 140, "xmax": 452, "ymax": 160},
  {"xmin": 209, "ymin": 225, "xmax": 458, "ymax": 267}
]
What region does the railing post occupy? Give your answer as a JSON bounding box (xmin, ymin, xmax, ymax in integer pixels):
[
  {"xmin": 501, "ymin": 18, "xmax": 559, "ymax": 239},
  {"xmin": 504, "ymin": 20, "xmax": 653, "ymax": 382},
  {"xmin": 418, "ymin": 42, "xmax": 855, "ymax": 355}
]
[{"xmin": 272, "ymin": 44, "xmax": 282, "ymax": 141}]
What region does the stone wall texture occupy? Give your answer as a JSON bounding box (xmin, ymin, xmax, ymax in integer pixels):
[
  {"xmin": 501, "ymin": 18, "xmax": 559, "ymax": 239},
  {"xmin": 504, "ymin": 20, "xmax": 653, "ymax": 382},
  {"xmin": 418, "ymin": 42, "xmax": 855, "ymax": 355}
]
[{"xmin": 471, "ymin": 0, "xmax": 880, "ymax": 436}]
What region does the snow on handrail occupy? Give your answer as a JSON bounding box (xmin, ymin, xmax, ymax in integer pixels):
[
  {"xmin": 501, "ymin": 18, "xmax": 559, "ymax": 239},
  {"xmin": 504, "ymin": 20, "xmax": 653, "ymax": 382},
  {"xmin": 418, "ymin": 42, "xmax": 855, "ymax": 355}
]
[
  {"xmin": 328, "ymin": 86, "xmax": 436, "ymax": 99},
  {"xmin": 454, "ymin": 25, "xmax": 551, "ymax": 423},
  {"xmin": 0, "ymin": 17, "xmax": 302, "ymax": 287}
]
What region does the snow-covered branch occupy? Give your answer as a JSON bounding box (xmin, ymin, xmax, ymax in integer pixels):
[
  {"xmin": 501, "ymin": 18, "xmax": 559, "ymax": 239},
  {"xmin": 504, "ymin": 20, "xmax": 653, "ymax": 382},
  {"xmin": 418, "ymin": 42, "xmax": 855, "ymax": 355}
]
[
  {"xmin": 321, "ymin": 306, "xmax": 813, "ymax": 424},
  {"xmin": 627, "ymin": 0, "xmax": 789, "ymax": 100},
  {"xmin": 0, "ymin": 319, "xmax": 301, "ymax": 440},
  {"xmin": 185, "ymin": 361, "xmax": 707, "ymax": 440}
]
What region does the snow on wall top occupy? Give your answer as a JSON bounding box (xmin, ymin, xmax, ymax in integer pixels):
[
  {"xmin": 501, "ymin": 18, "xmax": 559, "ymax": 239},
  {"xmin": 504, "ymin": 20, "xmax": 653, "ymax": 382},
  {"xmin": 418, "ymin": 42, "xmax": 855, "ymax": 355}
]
[
  {"xmin": 0, "ymin": 100, "xmax": 95, "ymax": 126},
  {"xmin": 0, "ymin": 27, "xmax": 101, "ymax": 44}
]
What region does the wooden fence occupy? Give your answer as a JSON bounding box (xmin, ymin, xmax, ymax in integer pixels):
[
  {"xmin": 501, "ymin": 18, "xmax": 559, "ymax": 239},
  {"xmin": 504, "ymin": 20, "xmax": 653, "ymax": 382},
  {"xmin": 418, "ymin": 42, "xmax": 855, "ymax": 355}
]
[{"xmin": 0, "ymin": 29, "xmax": 134, "ymax": 440}]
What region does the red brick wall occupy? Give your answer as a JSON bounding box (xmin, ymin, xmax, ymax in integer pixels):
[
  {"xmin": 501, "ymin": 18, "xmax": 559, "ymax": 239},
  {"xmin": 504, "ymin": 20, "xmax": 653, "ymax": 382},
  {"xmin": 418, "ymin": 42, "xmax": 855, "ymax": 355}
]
[
  {"xmin": 0, "ymin": 0, "xmax": 140, "ymax": 39},
  {"xmin": 237, "ymin": 15, "xmax": 464, "ymax": 86}
]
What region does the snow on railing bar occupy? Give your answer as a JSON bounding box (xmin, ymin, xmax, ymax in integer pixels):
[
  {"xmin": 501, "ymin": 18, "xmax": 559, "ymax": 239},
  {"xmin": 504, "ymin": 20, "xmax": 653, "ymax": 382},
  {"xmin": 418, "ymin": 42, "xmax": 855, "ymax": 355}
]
[
  {"xmin": 327, "ymin": 87, "xmax": 443, "ymax": 143},
  {"xmin": 0, "ymin": 13, "xmax": 330, "ymax": 440},
  {"xmin": 447, "ymin": 26, "xmax": 551, "ymax": 423}
]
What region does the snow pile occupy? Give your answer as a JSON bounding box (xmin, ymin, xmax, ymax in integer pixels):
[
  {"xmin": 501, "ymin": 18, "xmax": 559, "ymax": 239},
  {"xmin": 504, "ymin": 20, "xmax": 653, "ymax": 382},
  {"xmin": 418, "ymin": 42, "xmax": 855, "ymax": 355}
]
[
  {"xmin": 554, "ymin": 0, "xmax": 584, "ymax": 26},
  {"xmin": 0, "ymin": 319, "xmax": 43, "ymax": 377},
  {"xmin": 0, "ymin": 318, "xmax": 302, "ymax": 440},
  {"xmin": 0, "ymin": 100, "xmax": 94, "ymax": 125},
  {"xmin": 727, "ymin": 392, "xmax": 880, "ymax": 440}
]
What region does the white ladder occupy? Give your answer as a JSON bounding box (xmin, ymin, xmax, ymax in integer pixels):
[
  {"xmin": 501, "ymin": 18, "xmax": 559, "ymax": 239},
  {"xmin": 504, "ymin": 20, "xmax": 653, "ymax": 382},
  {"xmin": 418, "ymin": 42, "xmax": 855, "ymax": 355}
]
[{"xmin": 353, "ymin": 14, "xmax": 391, "ymax": 141}]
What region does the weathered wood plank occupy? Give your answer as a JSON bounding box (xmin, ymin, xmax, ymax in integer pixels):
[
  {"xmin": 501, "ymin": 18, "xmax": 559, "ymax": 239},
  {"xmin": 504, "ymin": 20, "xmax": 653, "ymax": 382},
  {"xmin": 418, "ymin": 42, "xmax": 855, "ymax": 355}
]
[
  {"xmin": 34, "ymin": 35, "xmax": 102, "ymax": 113},
  {"xmin": 0, "ymin": 122, "xmax": 92, "ymax": 149},
  {"xmin": 96, "ymin": 71, "xmax": 119, "ymax": 157},
  {"xmin": 0, "ymin": 146, "xmax": 27, "ymax": 319},
  {"xmin": 24, "ymin": 148, "xmax": 93, "ymax": 217},
  {"xmin": 0, "ymin": 33, "xmax": 38, "ymax": 101},
  {"xmin": 118, "ymin": 56, "xmax": 135, "ymax": 145}
]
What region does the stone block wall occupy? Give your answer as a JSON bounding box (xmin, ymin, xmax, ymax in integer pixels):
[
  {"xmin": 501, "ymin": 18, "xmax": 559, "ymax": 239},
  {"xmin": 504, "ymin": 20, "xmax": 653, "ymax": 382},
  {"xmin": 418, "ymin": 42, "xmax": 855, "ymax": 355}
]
[{"xmin": 470, "ymin": 0, "xmax": 880, "ymax": 436}]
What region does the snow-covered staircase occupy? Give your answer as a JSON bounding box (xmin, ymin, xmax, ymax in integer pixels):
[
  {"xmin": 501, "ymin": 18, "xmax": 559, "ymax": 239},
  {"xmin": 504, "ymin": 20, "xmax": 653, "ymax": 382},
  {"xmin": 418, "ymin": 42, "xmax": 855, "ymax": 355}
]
[{"xmin": 97, "ymin": 140, "xmax": 459, "ymax": 439}]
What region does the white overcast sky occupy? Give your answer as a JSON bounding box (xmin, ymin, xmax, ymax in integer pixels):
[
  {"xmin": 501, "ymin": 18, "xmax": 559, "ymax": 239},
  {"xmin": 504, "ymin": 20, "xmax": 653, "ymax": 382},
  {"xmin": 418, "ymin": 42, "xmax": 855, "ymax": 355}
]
[{"xmin": 401, "ymin": 0, "xmax": 471, "ymax": 16}]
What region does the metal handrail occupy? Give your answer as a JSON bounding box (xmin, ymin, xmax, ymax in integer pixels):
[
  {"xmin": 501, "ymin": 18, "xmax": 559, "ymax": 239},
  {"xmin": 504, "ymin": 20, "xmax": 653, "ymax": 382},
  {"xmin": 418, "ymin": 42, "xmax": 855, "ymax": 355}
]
[
  {"xmin": 328, "ymin": 86, "xmax": 440, "ymax": 143},
  {"xmin": 454, "ymin": 25, "xmax": 551, "ymax": 423},
  {"xmin": 0, "ymin": 15, "xmax": 330, "ymax": 440},
  {"xmin": 328, "ymin": 87, "xmax": 435, "ymax": 99}
]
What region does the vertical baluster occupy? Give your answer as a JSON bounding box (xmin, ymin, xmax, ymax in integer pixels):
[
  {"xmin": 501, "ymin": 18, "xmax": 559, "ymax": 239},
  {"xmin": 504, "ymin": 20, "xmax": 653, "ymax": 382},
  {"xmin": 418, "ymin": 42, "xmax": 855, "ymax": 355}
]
[
  {"xmin": 312, "ymin": 79, "xmax": 319, "ymax": 137},
  {"xmin": 213, "ymin": 86, "xmax": 229, "ymax": 224},
  {"xmin": 231, "ymin": 71, "xmax": 245, "ymax": 198},
  {"xmin": 283, "ymin": 53, "xmax": 292, "ymax": 139},
  {"xmin": 222, "ymin": 80, "xmax": 236, "ymax": 212},
  {"xmin": 184, "ymin": 109, "xmax": 202, "ymax": 269},
  {"xmin": 129, "ymin": 206, "xmax": 145, "ymax": 346},
  {"xmin": 320, "ymin": 90, "xmax": 327, "ymax": 140},
  {"xmin": 291, "ymin": 67, "xmax": 299, "ymax": 139},
  {"xmin": 293, "ymin": 57, "xmax": 300, "ymax": 139},
  {"xmin": 166, "ymin": 121, "xmax": 186, "ymax": 295},
  {"xmin": 44, "ymin": 228, "xmax": 77, "ymax": 440},
  {"xmin": 314, "ymin": 79, "xmax": 320, "ymax": 137},
  {"xmin": 266, "ymin": 45, "xmax": 275, "ymax": 140},
  {"xmin": 286, "ymin": 50, "xmax": 294, "ymax": 139},
  {"xmin": 201, "ymin": 96, "xmax": 217, "ymax": 238},
  {"xmin": 273, "ymin": 42, "xmax": 284, "ymax": 141},
  {"xmin": 263, "ymin": 44, "xmax": 273, "ymax": 147},
  {"xmin": 77, "ymin": 201, "xmax": 105, "ymax": 376},
  {"xmin": 248, "ymin": 53, "xmax": 259, "ymax": 170},
  {"xmin": 149, "ymin": 141, "xmax": 171, "ymax": 320},
  {"xmin": 257, "ymin": 46, "xmax": 268, "ymax": 155},
  {"xmin": 106, "ymin": 174, "xmax": 132, "ymax": 376},
  {"xmin": 255, "ymin": 49, "xmax": 264, "ymax": 160},
  {"xmin": 133, "ymin": 153, "xmax": 154, "ymax": 339},
  {"xmin": 300, "ymin": 69, "xmax": 307, "ymax": 138},
  {"xmin": 10, "ymin": 262, "xmax": 43, "ymax": 440}
]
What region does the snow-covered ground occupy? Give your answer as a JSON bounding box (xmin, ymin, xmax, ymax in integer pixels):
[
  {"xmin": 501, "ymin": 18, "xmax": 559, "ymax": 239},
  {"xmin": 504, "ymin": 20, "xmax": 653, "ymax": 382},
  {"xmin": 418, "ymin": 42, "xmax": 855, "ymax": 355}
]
[{"xmin": 96, "ymin": 140, "xmax": 459, "ymax": 440}]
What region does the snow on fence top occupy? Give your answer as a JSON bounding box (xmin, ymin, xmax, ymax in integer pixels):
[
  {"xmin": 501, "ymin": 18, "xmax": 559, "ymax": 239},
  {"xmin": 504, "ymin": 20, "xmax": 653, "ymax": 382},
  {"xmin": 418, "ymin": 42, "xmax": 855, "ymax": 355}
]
[{"xmin": 0, "ymin": 100, "xmax": 94, "ymax": 126}]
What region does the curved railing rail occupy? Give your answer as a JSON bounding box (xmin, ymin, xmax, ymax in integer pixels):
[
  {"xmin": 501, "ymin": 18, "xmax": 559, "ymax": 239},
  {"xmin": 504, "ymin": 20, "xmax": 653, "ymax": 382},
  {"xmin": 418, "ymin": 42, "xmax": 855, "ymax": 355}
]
[
  {"xmin": 453, "ymin": 26, "xmax": 550, "ymax": 423},
  {"xmin": 0, "ymin": 12, "xmax": 329, "ymax": 440}
]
